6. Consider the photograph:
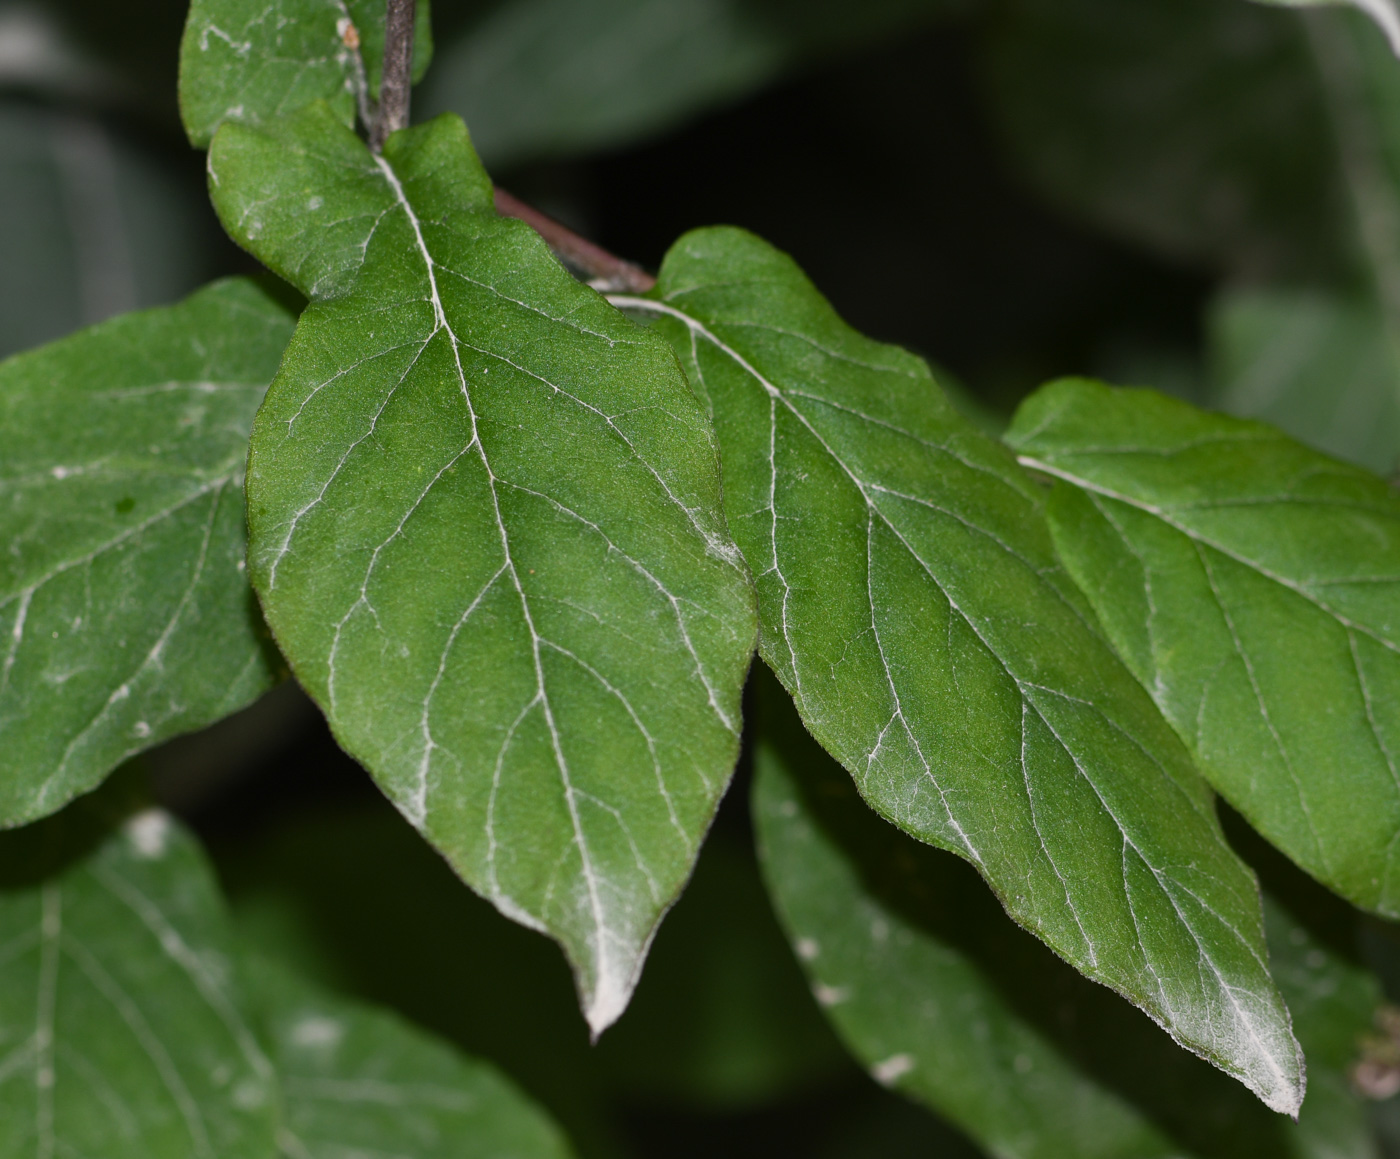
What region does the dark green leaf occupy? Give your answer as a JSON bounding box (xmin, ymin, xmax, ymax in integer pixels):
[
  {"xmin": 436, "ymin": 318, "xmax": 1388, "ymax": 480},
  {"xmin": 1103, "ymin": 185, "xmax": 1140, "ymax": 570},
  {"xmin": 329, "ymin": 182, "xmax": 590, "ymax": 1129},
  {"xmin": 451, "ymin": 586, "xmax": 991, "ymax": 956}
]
[
  {"xmin": 208, "ymin": 106, "xmax": 757, "ymax": 1034},
  {"xmin": 1253, "ymin": 0, "xmax": 1400, "ymax": 55},
  {"xmin": 246, "ymin": 955, "xmax": 575, "ymax": 1159},
  {"xmin": 0, "ymin": 791, "xmax": 278, "ymax": 1157},
  {"xmin": 1008, "ymin": 379, "xmax": 1400, "ymax": 919},
  {"xmin": 0, "ymin": 277, "xmax": 296, "ymax": 827},
  {"xmin": 1207, "ymin": 287, "xmax": 1400, "ymax": 475},
  {"xmin": 179, "ymin": 0, "xmax": 433, "ymax": 149},
  {"xmin": 615, "ymin": 226, "xmax": 1303, "ymax": 1112},
  {"xmin": 751, "ymin": 671, "xmax": 1187, "ymax": 1159}
]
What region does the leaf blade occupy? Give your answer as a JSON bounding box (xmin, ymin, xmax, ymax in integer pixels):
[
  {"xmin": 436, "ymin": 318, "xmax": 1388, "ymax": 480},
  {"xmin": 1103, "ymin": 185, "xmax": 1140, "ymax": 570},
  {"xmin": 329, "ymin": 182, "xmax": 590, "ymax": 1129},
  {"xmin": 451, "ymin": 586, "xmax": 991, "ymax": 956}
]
[
  {"xmin": 1009, "ymin": 379, "xmax": 1400, "ymax": 922},
  {"xmin": 621, "ymin": 227, "xmax": 1304, "ymax": 1112},
  {"xmin": 210, "ymin": 106, "xmax": 757, "ymax": 1033},
  {"xmin": 0, "ymin": 278, "xmax": 296, "ymax": 827}
]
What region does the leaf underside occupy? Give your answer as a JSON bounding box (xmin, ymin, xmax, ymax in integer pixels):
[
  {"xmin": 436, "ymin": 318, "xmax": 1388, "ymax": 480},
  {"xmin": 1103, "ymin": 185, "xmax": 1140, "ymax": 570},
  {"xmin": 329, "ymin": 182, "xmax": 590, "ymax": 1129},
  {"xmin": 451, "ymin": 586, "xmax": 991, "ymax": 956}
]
[
  {"xmin": 1010, "ymin": 379, "xmax": 1400, "ymax": 921},
  {"xmin": 620, "ymin": 227, "xmax": 1304, "ymax": 1113},
  {"xmin": 0, "ymin": 796, "xmax": 278, "ymax": 1158},
  {"xmin": 0, "ymin": 278, "xmax": 295, "ymax": 828},
  {"xmin": 209, "ymin": 105, "xmax": 757, "ymax": 1034},
  {"xmin": 247, "ymin": 954, "xmax": 575, "ymax": 1159},
  {"xmin": 179, "ymin": 0, "xmax": 434, "ymax": 148}
]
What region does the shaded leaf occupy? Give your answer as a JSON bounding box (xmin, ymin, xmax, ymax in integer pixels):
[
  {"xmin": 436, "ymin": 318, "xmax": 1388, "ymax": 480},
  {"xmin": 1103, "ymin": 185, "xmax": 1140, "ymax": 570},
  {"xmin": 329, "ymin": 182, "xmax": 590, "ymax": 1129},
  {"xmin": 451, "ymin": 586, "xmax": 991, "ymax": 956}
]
[
  {"xmin": 1208, "ymin": 287, "xmax": 1400, "ymax": 475},
  {"xmin": 0, "ymin": 791, "xmax": 277, "ymax": 1158},
  {"xmin": 0, "ymin": 277, "xmax": 296, "ymax": 827},
  {"xmin": 1009, "ymin": 379, "xmax": 1400, "ymax": 919},
  {"xmin": 750, "ymin": 669, "xmax": 1188, "ymax": 1159},
  {"xmin": 0, "ymin": 101, "xmax": 223, "ymax": 360},
  {"xmin": 208, "ymin": 106, "xmax": 757, "ymax": 1034},
  {"xmin": 614, "ymin": 226, "xmax": 1303, "ymax": 1112},
  {"xmin": 419, "ymin": 0, "xmax": 963, "ymax": 169},
  {"xmin": 1254, "ymin": 0, "xmax": 1400, "ymax": 56},
  {"xmin": 979, "ymin": 0, "xmax": 1349, "ymax": 282},
  {"xmin": 246, "ymin": 954, "xmax": 575, "ymax": 1159},
  {"xmin": 179, "ymin": 0, "xmax": 433, "ymax": 148}
]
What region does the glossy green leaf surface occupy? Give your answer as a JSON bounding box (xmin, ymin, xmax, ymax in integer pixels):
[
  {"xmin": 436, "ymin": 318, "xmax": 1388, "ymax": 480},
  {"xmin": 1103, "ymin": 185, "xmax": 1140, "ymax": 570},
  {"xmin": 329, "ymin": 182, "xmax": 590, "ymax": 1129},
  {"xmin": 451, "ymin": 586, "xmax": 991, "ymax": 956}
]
[
  {"xmin": 1254, "ymin": 0, "xmax": 1400, "ymax": 55},
  {"xmin": 1208, "ymin": 287, "xmax": 1400, "ymax": 475},
  {"xmin": 179, "ymin": 0, "xmax": 433, "ymax": 148},
  {"xmin": 616, "ymin": 226, "xmax": 1303, "ymax": 1113},
  {"xmin": 247, "ymin": 955, "xmax": 575, "ymax": 1159},
  {"xmin": 0, "ymin": 793, "xmax": 277, "ymax": 1158},
  {"xmin": 209, "ymin": 106, "xmax": 757, "ymax": 1034},
  {"xmin": 0, "ymin": 278, "xmax": 295, "ymax": 827},
  {"xmin": 1009, "ymin": 379, "xmax": 1400, "ymax": 919},
  {"xmin": 751, "ymin": 673, "xmax": 1187, "ymax": 1159}
]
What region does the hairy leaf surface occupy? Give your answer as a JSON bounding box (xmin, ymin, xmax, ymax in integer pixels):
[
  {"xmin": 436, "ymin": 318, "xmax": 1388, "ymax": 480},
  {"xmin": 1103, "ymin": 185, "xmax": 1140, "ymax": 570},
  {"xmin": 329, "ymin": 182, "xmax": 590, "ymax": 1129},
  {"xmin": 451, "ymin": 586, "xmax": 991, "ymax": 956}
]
[
  {"xmin": 0, "ymin": 278, "xmax": 295, "ymax": 827},
  {"xmin": 1010, "ymin": 381, "xmax": 1400, "ymax": 918},
  {"xmin": 0, "ymin": 795, "xmax": 277, "ymax": 1158},
  {"xmin": 751, "ymin": 674, "xmax": 1187, "ymax": 1159},
  {"xmin": 209, "ymin": 106, "xmax": 757, "ymax": 1034},
  {"xmin": 179, "ymin": 0, "xmax": 433, "ymax": 148},
  {"xmin": 247, "ymin": 955, "xmax": 574, "ymax": 1158},
  {"xmin": 615, "ymin": 227, "xmax": 1303, "ymax": 1112}
]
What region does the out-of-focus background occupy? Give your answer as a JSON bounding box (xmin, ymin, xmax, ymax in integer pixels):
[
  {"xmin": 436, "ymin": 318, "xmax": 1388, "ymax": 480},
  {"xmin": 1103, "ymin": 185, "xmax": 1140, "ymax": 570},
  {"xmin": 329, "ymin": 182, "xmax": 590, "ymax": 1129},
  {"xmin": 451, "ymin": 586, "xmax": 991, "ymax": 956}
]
[{"xmin": 8, "ymin": 1, "xmax": 1400, "ymax": 1154}]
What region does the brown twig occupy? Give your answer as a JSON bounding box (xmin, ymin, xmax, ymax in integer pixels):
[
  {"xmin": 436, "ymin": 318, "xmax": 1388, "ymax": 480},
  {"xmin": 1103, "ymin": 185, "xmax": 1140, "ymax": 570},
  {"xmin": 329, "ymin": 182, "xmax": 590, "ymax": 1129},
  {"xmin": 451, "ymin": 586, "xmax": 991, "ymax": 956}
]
[
  {"xmin": 370, "ymin": 0, "xmax": 416, "ymax": 152},
  {"xmin": 493, "ymin": 188, "xmax": 657, "ymax": 294}
]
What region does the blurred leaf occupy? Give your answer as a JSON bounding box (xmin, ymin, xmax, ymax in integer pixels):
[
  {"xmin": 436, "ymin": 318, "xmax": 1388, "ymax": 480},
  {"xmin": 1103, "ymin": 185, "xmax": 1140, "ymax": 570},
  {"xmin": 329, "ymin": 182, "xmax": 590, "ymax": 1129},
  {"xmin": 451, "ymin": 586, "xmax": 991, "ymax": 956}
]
[
  {"xmin": 0, "ymin": 101, "xmax": 222, "ymax": 359},
  {"xmin": 979, "ymin": 0, "xmax": 1348, "ymax": 281},
  {"xmin": 0, "ymin": 791, "xmax": 278, "ymax": 1157},
  {"xmin": 1254, "ymin": 0, "xmax": 1400, "ymax": 56},
  {"xmin": 0, "ymin": 277, "xmax": 296, "ymax": 828},
  {"xmin": 1010, "ymin": 380, "xmax": 1400, "ymax": 920},
  {"xmin": 420, "ymin": 0, "xmax": 967, "ymax": 168},
  {"xmin": 751, "ymin": 669, "xmax": 1187, "ymax": 1159},
  {"xmin": 621, "ymin": 225, "xmax": 1304, "ymax": 1114},
  {"xmin": 1208, "ymin": 286, "xmax": 1400, "ymax": 474},
  {"xmin": 211, "ymin": 107, "xmax": 756, "ymax": 1035},
  {"xmin": 245, "ymin": 954, "xmax": 576, "ymax": 1159},
  {"xmin": 179, "ymin": 0, "xmax": 433, "ymax": 147}
]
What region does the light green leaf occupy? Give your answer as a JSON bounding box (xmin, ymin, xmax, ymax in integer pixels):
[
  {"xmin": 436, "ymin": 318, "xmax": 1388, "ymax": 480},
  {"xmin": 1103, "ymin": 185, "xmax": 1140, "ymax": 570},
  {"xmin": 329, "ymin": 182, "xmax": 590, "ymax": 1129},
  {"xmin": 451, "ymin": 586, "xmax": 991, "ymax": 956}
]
[
  {"xmin": 208, "ymin": 106, "xmax": 757, "ymax": 1034},
  {"xmin": 0, "ymin": 790, "xmax": 278, "ymax": 1158},
  {"xmin": 1254, "ymin": 0, "xmax": 1400, "ymax": 56},
  {"xmin": 0, "ymin": 277, "xmax": 296, "ymax": 828},
  {"xmin": 1208, "ymin": 287, "xmax": 1400, "ymax": 475},
  {"xmin": 245, "ymin": 955, "xmax": 575, "ymax": 1159},
  {"xmin": 1008, "ymin": 379, "xmax": 1400, "ymax": 919},
  {"xmin": 751, "ymin": 670, "xmax": 1190, "ymax": 1159},
  {"xmin": 179, "ymin": 0, "xmax": 433, "ymax": 149},
  {"xmin": 418, "ymin": 0, "xmax": 962, "ymax": 168},
  {"xmin": 614, "ymin": 226, "xmax": 1304, "ymax": 1113}
]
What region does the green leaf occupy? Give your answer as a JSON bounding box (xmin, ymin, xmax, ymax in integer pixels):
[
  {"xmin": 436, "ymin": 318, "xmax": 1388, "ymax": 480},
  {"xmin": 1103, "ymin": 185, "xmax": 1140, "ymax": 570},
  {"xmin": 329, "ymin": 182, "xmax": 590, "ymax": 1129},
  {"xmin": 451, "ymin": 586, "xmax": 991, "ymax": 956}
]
[
  {"xmin": 1253, "ymin": 0, "xmax": 1400, "ymax": 56},
  {"xmin": 616, "ymin": 226, "xmax": 1304, "ymax": 1112},
  {"xmin": 751, "ymin": 671, "xmax": 1188, "ymax": 1159},
  {"xmin": 0, "ymin": 789, "xmax": 278, "ymax": 1157},
  {"xmin": 245, "ymin": 954, "xmax": 575, "ymax": 1159},
  {"xmin": 1207, "ymin": 287, "xmax": 1400, "ymax": 475},
  {"xmin": 179, "ymin": 0, "xmax": 434, "ymax": 149},
  {"xmin": 0, "ymin": 277, "xmax": 296, "ymax": 828},
  {"xmin": 418, "ymin": 0, "xmax": 962, "ymax": 168},
  {"xmin": 207, "ymin": 106, "xmax": 757, "ymax": 1034},
  {"xmin": 1008, "ymin": 379, "xmax": 1400, "ymax": 920}
]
